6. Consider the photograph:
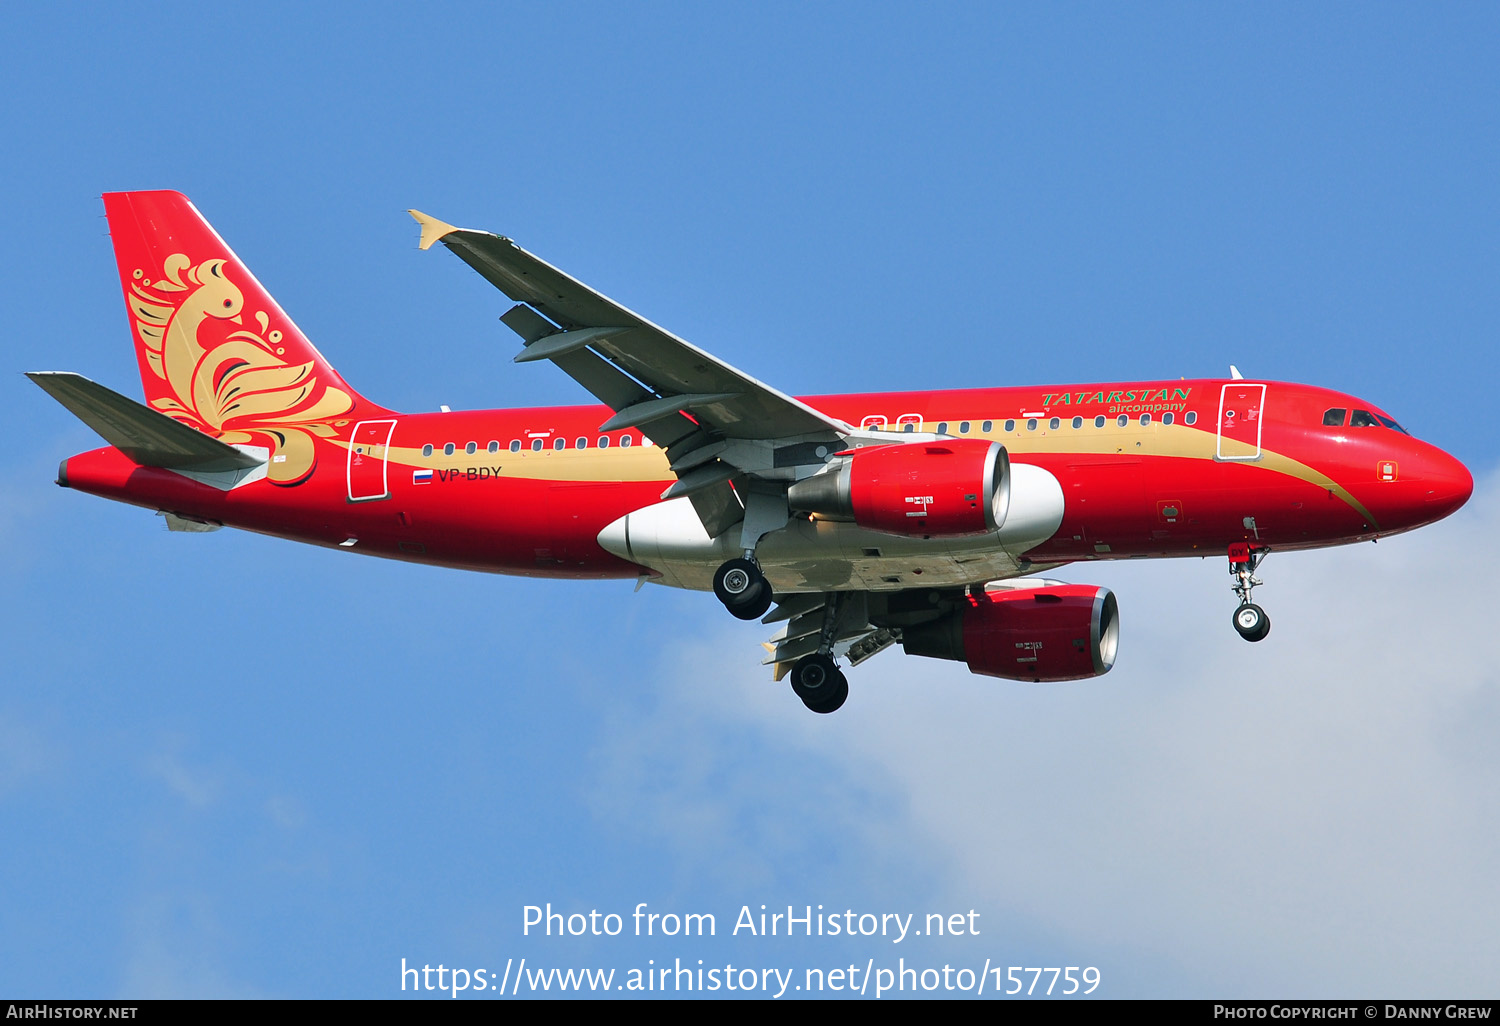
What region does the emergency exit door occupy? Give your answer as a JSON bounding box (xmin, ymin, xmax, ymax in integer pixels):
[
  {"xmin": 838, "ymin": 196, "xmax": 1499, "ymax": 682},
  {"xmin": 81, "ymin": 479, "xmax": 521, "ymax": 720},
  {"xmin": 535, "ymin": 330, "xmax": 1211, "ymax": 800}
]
[
  {"xmin": 1216, "ymin": 384, "xmax": 1266, "ymax": 461},
  {"xmin": 347, "ymin": 419, "xmax": 396, "ymax": 501}
]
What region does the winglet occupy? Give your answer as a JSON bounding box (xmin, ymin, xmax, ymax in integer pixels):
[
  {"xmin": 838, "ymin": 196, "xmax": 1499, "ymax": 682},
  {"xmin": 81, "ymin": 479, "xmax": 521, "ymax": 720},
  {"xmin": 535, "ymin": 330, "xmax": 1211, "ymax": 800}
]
[{"xmin": 408, "ymin": 209, "xmax": 460, "ymax": 251}]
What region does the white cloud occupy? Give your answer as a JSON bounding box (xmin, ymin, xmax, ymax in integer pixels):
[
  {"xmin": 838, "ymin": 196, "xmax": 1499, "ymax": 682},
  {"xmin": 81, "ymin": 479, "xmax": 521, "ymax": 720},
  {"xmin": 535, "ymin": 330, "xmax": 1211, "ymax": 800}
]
[
  {"xmin": 0, "ymin": 712, "xmax": 53, "ymax": 796},
  {"xmin": 585, "ymin": 650, "xmax": 919, "ymax": 898},
  {"xmin": 145, "ymin": 745, "xmax": 221, "ymax": 810},
  {"xmin": 616, "ymin": 465, "xmax": 1500, "ymax": 996},
  {"xmin": 264, "ymin": 795, "xmax": 308, "ymax": 830},
  {"xmin": 121, "ymin": 892, "xmax": 261, "ymax": 999}
]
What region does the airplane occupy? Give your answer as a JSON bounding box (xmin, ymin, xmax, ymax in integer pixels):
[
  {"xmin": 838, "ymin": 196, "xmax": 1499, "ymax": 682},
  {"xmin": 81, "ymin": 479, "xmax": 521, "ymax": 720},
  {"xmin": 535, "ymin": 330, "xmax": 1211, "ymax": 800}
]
[{"xmin": 29, "ymin": 191, "xmax": 1474, "ymax": 714}]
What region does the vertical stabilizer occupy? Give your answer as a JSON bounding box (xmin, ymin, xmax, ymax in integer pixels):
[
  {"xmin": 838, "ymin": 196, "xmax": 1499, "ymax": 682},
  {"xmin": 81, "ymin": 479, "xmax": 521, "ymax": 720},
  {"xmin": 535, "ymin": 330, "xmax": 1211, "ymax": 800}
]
[{"xmin": 102, "ymin": 190, "xmax": 389, "ymax": 484}]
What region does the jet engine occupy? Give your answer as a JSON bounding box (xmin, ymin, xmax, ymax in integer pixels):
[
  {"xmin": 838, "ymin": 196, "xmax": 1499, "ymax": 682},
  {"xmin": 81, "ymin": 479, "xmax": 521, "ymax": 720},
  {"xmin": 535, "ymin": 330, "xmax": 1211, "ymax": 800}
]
[
  {"xmin": 901, "ymin": 583, "xmax": 1119, "ymax": 681},
  {"xmin": 787, "ymin": 440, "xmax": 1009, "ymax": 538}
]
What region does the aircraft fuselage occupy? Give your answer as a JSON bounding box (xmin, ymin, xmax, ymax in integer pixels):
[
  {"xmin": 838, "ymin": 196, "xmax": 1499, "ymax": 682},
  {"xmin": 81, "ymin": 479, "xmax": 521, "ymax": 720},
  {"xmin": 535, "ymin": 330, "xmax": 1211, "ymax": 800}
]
[{"xmin": 56, "ymin": 377, "xmax": 1472, "ymax": 592}]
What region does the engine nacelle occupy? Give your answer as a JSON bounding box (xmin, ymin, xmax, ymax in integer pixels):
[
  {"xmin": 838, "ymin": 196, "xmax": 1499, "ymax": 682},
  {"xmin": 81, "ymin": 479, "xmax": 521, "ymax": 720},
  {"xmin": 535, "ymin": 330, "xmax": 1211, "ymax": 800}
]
[
  {"xmin": 901, "ymin": 583, "xmax": 1119, "ymax": 681},
  {"xmin": 787, "ymin": 440, "xmax": 1009, "ymax": 538}
]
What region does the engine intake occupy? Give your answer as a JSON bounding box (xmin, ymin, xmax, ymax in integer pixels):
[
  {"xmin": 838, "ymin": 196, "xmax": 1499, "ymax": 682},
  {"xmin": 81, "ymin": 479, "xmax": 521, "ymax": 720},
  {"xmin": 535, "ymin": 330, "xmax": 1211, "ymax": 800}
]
[
  {"xmin": 788, "ymin": 440, "xmax": 1009, "ymax": 538},
  {"xmin": 902, "ymin": 583, "xmax": 1119, "ymax": 681}
]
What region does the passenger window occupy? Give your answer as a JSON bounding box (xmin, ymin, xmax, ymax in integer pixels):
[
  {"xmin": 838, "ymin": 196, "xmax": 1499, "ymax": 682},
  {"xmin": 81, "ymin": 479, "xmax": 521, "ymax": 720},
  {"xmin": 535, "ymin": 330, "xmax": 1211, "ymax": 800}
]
[
  {"xmin": 959, "ymin": 421, "xmax": 970, "ymax": 433},
  {"xmin": 1323, "ymin": 408, "xmax": 1347, "ymax": 426},
  {"xmin": 509, "ymin": 440, "xmax": 521, "ymax": 453},
  {"xmin": 1350, "ymin": 410, "xmax": 1378, "ymax": 427},
  {"xmin": 1140, "ymin": 414, "xmax": 1151, "ymax": 425},
  {"xmin": 1026, "ymin": 419, "xmax": 1037, "ymax": 431},
  {"xmin": 1049, "ymin": 417, "xmax": 1060, "ymax": 430},
  {"xmin": 465, "ymin": 441, "xmax": 477, "ymax": 455},
  {"xmin": 1003, "ymin": 420, "xmax": 1015, "ymax": 432},
  {"xmin": 621, "ymin": 435, "xmax": 633, "ymax": 447},
  {"xmin": 1117, "ymin": 415, "xmax": 1128, "ymax": 427},
  {"xmin": 902, "ymin": 422, "xmax": 914, "ymax": 432},
  {"xmin": 487, "ymin": 441, "xmax": 499, "ymax": 453},
  {"xmin": 598, "ymin": 436, "xmax": 610, "ymax": 448},
  {"xmin": 937, "ymin": 422, "xmax": 948, "ymax": 434},
  {"xmin": 982, "ymin": 420, "xmax": 993, "ymax": 432},
  {"xmin": 576, "ymin": 437, "xmax": 587, "ymax": 449},
  {"xmin": 422, "ymin": 444, "xmax": 433, "ymax": 457},
  {"xmin": 1162, "ymin": 413, "xmax": 1174, "ymax": 426},
  {"xmin": 553, "ymin": 437, "xmax": 566, "ymax": 450},
  {"xmin": 1071, "ymin": 417, "xmax": 1082, "ymax": 429},
  {"xmin": 1185, "ymin": 412, "xmax": 1197, "ymax": 425},
  {"xmin": 531, "ymin": 439, "xmax": 543, "ymax": 451},
  {"xmin": 1094, "ymin": 416, "xmax": 1105, "ymax": 428},
  {"xmin": 443, "ymin": 443, "xmax": 455, "ymax": 456}
]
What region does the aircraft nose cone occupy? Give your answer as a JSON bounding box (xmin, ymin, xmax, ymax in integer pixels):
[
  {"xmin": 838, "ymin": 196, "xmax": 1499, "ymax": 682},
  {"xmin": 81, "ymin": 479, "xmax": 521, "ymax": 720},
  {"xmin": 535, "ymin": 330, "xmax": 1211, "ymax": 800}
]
[{"xmin": 1421, "ymin": 448, "xmax": 1473, "ymax": 519}]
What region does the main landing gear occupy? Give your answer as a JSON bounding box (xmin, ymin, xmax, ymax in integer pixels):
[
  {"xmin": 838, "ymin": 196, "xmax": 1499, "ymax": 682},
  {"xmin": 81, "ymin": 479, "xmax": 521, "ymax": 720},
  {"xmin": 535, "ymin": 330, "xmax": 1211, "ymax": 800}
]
[
  {"xmin": 1228, "ymin": 543, "xmax": 1271, "ymax": 642},
  {"xmin": 789, "ymin": 653, "xmax": 849, "ymax": 715},
  {"xmin": 714, "ymin": 482, "xmax": 850, "ymax": 712},
  {"xmin": 713, "ymin": 486, "xmax": 787, "ymax": 623},
  {"xmin": 713, "ymin": 557, "xmax": 773, "ymax": 620},
  {"xmin": 716, "ymin": 558, "xmax": 851, "ymax": 714},
  {"xmin": 788, "ymin": 592, "xmax": 853, "ymax": 714}
]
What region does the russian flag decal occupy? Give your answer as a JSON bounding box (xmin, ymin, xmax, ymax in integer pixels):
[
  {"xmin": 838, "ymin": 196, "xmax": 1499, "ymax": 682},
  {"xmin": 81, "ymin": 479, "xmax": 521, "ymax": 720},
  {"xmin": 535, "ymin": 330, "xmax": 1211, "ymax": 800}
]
[{"xmin": 413, "ymin": 469, "xmax": 433, "ymax": 485}]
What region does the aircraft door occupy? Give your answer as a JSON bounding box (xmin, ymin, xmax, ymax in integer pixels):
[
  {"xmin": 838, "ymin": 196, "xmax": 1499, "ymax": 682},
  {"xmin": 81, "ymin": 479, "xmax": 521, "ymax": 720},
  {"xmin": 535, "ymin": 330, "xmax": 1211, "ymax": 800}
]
[
  {"xmin": 1216, "ymin": 384, "xmax": 1266, "ymax": 461},
  {"xmin": 348, "ymin": 419, "xmax": 397, "ymax": 501}
]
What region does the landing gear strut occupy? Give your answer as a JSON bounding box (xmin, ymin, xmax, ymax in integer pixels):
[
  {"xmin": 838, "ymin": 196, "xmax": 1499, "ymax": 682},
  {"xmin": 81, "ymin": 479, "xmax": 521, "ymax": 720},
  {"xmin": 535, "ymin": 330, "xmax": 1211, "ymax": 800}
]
[
  {"xmin": 1228, "ymin": 543, "xmax": 1271, "ymax": 642},
  {"xmin": 713, "ymin": 557, "xmax": 772, "ymax": 620},
  {"xmin": 713, "ymin": 486, "xmax": 787, "ymax": 622}
]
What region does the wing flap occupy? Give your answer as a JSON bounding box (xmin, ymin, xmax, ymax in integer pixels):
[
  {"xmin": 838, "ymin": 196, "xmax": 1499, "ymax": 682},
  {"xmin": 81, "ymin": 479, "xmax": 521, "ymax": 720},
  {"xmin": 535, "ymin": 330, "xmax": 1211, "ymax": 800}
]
[
  {"xmin": 758, "ymin": 592, "xmax": 897, "ymax": 680},
  {"xmin": 686, "ymin": 479, "xmax": 744, "ymax": 540},
  {"xmin": 601, "ymin": 392, "xmax": 741, "ymax": 433}
]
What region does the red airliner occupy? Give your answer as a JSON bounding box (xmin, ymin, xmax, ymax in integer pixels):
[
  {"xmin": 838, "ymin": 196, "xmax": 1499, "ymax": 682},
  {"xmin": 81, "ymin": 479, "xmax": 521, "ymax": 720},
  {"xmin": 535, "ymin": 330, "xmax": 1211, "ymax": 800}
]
[{"xmin": 31, "ymin": 192, "xmax": 1473, "ymax": 713}]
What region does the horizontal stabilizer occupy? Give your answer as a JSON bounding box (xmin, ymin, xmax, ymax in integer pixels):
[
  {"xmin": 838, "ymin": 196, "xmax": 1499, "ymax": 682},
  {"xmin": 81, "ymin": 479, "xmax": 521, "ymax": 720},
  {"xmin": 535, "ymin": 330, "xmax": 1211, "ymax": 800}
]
[{"xmin": 27, "ymin": 372, "xmax": 265, "ymax": 473}]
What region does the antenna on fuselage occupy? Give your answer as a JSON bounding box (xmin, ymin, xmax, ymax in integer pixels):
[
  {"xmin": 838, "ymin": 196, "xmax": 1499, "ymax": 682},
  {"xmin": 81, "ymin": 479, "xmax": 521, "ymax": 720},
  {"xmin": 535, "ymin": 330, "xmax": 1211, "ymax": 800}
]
[{"xmin": 1229, "ymin": 365, "xmax": 1245, "ymax": 380}]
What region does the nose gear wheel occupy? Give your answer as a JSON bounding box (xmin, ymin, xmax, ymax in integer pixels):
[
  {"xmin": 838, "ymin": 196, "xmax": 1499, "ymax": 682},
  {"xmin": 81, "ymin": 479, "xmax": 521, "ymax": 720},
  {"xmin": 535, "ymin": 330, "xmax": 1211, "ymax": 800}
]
[{"xmin": 1233, "ymin": 602, "xmax": 1270, "ymax": 642}]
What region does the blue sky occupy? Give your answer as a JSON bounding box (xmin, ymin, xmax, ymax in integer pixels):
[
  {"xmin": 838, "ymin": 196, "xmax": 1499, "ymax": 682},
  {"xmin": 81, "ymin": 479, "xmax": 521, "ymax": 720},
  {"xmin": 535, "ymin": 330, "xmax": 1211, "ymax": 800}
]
[{"xmin": 2, "ymin": 3, "xmax": 1496, "ymax": 999}]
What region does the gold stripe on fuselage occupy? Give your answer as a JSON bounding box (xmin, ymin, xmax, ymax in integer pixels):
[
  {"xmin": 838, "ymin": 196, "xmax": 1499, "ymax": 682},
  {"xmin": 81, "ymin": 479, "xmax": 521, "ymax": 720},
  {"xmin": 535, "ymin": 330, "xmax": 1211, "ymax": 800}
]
[{"xmin": 332, "ymin": 420, "xmax": 1379, "ymax": 528}]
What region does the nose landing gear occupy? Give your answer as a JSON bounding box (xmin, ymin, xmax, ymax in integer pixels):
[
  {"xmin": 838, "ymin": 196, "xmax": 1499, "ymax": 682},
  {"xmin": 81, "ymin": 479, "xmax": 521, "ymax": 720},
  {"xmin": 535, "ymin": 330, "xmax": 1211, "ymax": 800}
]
[
  {"xmin": 1228, "ymin": 543, "xmax": 1271, "ymax": 642},
  {"xmin": 1233, "ymin": 602, "xmax": 1270, "ymax": 642}
]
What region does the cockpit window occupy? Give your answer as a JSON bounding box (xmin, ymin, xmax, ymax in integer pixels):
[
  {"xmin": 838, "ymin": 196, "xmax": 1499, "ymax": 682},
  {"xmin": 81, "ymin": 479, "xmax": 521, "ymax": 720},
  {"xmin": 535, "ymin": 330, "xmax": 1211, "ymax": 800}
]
[{"xmin": 1335, "ymin": 406, "xmax": 1407, "ymax": 433}]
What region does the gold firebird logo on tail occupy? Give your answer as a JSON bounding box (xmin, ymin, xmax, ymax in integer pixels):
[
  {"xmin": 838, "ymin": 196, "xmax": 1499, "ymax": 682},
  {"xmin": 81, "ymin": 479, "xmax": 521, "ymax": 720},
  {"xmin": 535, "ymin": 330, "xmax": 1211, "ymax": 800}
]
[{"xmin": 126, "ymin": 253, "xmax": 353, "ymax": 484}]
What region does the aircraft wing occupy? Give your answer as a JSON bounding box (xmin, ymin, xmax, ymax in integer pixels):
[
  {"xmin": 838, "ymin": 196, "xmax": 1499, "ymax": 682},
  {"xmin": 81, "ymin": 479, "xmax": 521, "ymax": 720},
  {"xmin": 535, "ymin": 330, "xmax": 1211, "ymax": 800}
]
[{"xmin": 410, "ymin": 211, "xmax": 852, "ymax": 454}]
